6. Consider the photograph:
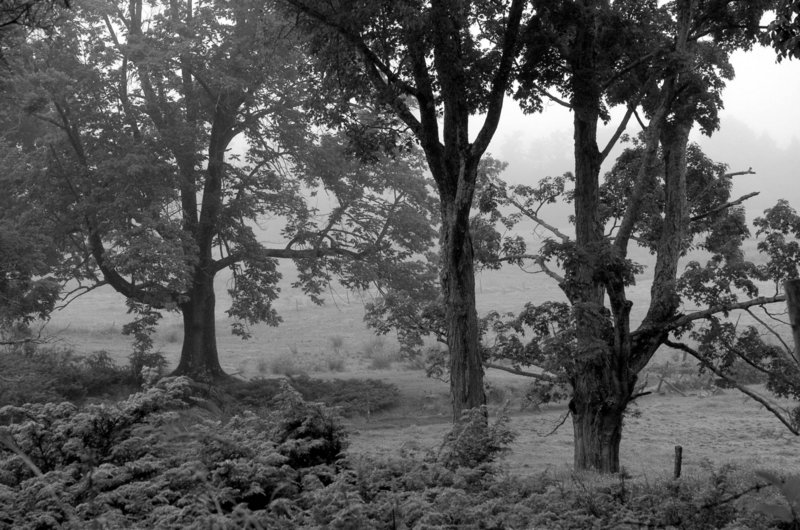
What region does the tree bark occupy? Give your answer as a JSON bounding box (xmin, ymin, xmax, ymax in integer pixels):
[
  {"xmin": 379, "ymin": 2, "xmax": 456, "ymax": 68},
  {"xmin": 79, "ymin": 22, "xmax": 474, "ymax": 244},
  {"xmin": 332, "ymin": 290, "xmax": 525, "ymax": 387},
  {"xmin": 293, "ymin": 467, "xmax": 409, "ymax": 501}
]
[
  {"xmin": 786, "ymin": 279, "xmax": 800, "ymax": 359},
  {"xmin": 440, "ymin": 192, "xmax": 485, "ymax": 422},
  {"xmin": 571, "ymin": 386, "xmax": 627, "ymax": 472},
  {"xmin": 172, "ymin": 268, "xmax": 226, "ymax": 381}
]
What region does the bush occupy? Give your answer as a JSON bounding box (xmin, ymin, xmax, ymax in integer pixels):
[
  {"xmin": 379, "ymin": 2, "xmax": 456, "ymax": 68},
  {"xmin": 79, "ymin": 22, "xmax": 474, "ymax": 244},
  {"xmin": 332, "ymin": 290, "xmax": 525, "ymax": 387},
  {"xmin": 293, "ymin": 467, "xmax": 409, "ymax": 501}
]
[
  {"xmin": 0, "ymin": 377, "xmax": 349, "ymax": 529},
  {"xmin": 325, "ymin": 355, "xmax": 346, "ymax": 372},
  {"xmin": 223, "ymin": 376, "xmax": 401, "ymax": 418},
  {"xmin": 437, "ymin": 405, "xmax": 516, "ymax": 470},
  {"xmin": 269, "ymin": 353, "xmax": 305, "ymax": 376},
  {"xmin": 128, "ymin": 349, "xmax": 168, "ymax": 383},
  {"xmin": 361, "ymin": 337, "xmax": 402, "ymax": 370},
  {"xmin": 288, "ymin": 375, "xmax": 400, "ymax": 417},
  {"xmin": 0, "ymin": 347, "xmax": 135, "ymax": 406}
]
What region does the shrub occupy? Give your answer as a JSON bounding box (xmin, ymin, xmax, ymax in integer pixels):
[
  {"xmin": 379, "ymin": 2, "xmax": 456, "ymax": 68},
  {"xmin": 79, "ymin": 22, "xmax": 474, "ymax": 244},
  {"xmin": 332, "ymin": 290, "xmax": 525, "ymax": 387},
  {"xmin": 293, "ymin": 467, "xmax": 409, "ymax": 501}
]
[
  {"xmin": 269, "ymin": 353, "xmax": 305, "ymax": 376},
  {"xmin": 0, "ymin": 347, "xmax": 135, "ymax": 407},
  {"xmin": 128, "ymin": 349, "xmax": 168, "ymax": 383},
  {"xmin": 325, "ymin": 355, "xmax": 346, "ymax": 372},
  {"xmin": 329, "ymin": 335, "xmax": 345, "ymax": 355},
  {"xmin": 437, "ymin": 405, "xmax": 517, "ymax": 470},
  {"xmin": 223, "ymin": 376, "xmax": 400, "ymax": 418},
  {"xmin": 287, "ymin": 375, "xmax": 400, "ymax": 417},
  {"xmin": 0, "ymin": 377, "xmax": 349, "ymax": 529}
]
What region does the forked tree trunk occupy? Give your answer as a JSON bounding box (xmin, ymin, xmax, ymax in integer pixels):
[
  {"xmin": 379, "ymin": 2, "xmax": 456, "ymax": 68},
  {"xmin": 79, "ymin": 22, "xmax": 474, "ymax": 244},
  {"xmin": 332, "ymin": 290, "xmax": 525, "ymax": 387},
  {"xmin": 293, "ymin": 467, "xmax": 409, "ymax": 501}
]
[
  {"xmin": 440, "ymin": 203, "xmax": 485, "ymax": 422},
  {"xmin": 172, "ymin": 269, "xmax": 227, "ymax": 381}
]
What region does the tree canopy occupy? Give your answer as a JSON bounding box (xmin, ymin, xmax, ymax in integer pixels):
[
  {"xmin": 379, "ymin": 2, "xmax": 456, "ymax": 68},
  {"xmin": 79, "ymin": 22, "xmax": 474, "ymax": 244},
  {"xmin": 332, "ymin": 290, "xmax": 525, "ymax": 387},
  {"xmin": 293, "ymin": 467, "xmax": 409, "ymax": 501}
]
[{"xmin": 0, "ymin": 0, "xmax": 437, "ymax": 379}]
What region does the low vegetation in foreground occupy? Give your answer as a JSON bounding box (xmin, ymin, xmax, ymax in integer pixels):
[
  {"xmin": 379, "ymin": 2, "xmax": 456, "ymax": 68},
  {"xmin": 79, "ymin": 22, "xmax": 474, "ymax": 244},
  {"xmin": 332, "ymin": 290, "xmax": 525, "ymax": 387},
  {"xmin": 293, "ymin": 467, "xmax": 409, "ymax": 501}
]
[{"xmin": 0, "ymin": 370, "xmax": 798, "ymax": 529}]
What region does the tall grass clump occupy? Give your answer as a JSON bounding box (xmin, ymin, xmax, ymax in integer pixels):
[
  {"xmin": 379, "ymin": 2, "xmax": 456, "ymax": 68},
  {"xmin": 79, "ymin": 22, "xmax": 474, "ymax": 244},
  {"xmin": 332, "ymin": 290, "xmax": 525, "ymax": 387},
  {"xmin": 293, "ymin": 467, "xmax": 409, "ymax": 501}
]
[{"xmin": 361, "ymin": 337, "xmax": 402, "ymax": 370}]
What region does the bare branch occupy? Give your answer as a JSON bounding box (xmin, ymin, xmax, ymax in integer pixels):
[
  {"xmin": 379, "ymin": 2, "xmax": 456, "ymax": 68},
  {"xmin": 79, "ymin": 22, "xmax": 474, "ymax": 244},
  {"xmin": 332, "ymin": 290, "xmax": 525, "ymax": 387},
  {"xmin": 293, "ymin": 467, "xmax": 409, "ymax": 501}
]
[
  {"xmin": 690, "ymin": 191, "xmax": 759, "ymax": 222},
  {"xmin": 484, "ymin": 362, "xmax": 557, "ymax": 382},
  {"xmin": 723, "ymin": 168, "xmax": 755, "ymax": 178},
  {"xmin": 666, "ymin": 340, "xmax": 799, "ymax": 435},
  {"xmin": 506, "ymin": 195, "xmax": 571, "ymax": 242}
]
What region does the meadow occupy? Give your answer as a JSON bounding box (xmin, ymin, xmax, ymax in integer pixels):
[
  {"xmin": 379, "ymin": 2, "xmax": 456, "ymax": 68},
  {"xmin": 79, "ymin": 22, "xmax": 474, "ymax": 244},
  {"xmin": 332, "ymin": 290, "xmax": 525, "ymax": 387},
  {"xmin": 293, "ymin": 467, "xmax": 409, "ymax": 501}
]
[{"xmin": 40, "ymin": 248, "xmax": 799, "ymax": 482}]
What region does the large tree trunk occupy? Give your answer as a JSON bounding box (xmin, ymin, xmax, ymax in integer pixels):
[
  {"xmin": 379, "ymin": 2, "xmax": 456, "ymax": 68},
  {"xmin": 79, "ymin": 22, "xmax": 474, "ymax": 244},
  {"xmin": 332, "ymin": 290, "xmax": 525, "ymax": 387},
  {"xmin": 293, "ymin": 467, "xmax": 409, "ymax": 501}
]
[
  {"xmin": 172, "ymin": 268, "xmax": 227, "ymax": 381},
  {"xmin": 440, "ymin": 200, "xmax": 485, "ymax": 422},
  {"xmin": 571, "ymin": 383, "xmax": 628, "ymax": 472}
]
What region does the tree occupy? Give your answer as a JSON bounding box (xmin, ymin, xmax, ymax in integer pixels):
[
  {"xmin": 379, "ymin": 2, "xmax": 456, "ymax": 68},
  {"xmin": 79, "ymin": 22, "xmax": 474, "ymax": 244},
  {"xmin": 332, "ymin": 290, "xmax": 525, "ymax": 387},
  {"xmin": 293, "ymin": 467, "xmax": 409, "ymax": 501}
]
[
  {"xmin": 283, "ymin": 0, "xmax": 540, "ymax": 421},
  {"xmin": 368, "ymin": 0, "xmax": 784, "ymax": 472},
  {"xmin": 0, "ymin": 0, "xmax": 68, "ymax": 30},
  {"xmin": 767, "ymin": 0, "xmax": 800, "ymax": 60},
  {"xmin": 0, "ymin": 0, "xmax": 437, "ymax": 381},
  {"xmin": 0, "ymin": 2, "xmax": 70, "ymax": 336},
  {"xmin": 0, "ymin": 141, "xmax": 59, "ymax": 337},
  {"xmin": 487, "ymin": 0, "xmax": 778, "ymax": 473}
]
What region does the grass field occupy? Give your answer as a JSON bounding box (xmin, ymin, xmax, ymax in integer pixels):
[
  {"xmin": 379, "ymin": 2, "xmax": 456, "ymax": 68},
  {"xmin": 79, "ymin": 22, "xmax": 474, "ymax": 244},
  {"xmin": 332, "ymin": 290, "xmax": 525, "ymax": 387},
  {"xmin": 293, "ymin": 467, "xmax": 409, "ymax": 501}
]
[{"xmin": 40, "ymin": 254, "xmax": 799, "ymax": 478}]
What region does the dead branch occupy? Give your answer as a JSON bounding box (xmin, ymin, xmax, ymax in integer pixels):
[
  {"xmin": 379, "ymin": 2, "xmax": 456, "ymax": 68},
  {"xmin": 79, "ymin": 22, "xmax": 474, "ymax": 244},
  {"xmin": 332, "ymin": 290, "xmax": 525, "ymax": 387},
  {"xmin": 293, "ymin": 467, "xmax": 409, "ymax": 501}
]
[
  {"xmin": 690, "ymin": 191, "xmax": 760, "ymax": 222},
  {"xmin": 484, "ymin": 362, "xmax": 557, "ymax": 382}
]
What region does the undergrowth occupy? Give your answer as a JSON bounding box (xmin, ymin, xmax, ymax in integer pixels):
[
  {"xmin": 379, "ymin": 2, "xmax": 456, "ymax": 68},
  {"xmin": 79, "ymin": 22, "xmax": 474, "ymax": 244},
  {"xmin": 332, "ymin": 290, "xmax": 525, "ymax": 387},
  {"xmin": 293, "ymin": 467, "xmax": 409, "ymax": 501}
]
[
  {"xmin": 0, "ymin": 347, "xmax": 137, "ymax": 406},
  {"xmin": 0, "ymin": 376, "xmax": 790, "ymax": 529},
  {"xmin": 224, "ymin": 375, "xmax": 400, "ymax": 417}
]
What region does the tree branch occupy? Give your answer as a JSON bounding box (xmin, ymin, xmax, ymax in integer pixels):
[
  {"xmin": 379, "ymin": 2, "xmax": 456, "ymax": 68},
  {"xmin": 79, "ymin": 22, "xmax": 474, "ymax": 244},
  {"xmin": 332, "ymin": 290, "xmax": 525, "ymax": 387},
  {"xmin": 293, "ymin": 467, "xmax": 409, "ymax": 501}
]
[
  {"xmin": 285, "ymin": 0, "xmax": 421, "ymax": 100},
  {"xmin": 665, "ymin": 340, "xmax": 799, "ymax": 435},
  {"xmin": 723, "ymin": 168, "xmax": 755, "ymax": 178},
  {"xmin": 529, "ymin": 83, "xmax": 572, "ymax": 108},
  {"xmin": 690, "ymin": 191, "xmax": 759, "ymax": 222},
  {"xmin": 599, "ymin": 101, "xmax": 636, "ymax": 163},
  {"xmin": 484, "ymin": 362, "xmax": 557, "ymax": 382},
  {"xmin": 506, "ymin": 195, "xmax": 571, "ymax": 242},
  {"xmin": 613, "ymin": 91, "xmax": 669, "ymax": 254},
  {"xmin": 665, "ymin": 295, "xmax": 787, "ymax": 332},
  {"xmin": 472, "ymin": 0, "xmax": 525, "ymax": 158},
  {"xmin": 745, "ymin": 308, "xmax": 798, "ymax": 366}
]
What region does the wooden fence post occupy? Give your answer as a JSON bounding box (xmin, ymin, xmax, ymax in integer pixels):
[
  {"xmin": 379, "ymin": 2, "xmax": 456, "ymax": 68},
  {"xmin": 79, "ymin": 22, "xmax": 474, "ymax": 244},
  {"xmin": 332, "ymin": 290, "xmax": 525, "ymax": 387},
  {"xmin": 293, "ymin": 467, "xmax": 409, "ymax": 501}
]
[{"xmin": 674, "ymin": 445, "xmax": 683, "ymax": 479}]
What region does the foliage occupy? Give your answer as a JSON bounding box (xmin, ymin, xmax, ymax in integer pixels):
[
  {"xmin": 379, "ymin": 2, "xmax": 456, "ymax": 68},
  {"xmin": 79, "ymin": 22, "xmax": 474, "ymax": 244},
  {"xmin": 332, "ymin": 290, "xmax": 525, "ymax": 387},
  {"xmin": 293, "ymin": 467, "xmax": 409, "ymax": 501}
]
[
  {"xmin": 0, "ymin": 0, "xmax": 437, "ymax": 379},
  {"xmin": 437, "ymin": 406, "xmax": 516, "ymax": 470},
  {"xmin": 290, "ymin": 458, "xmax": 776, "ymax": 529},
  {"xmin": 0, "ymin": 346, "xmax": 135, "ymax": 406},
  {"xmin": 766, "ymin": 1, "xmax": 800, "ymax": 61},
  {"xmin": 755, "ymin": 470, "xmax": 800, "ymax": 525},
  {"xmin": 223, "ymin": 376, "xmax": 400, "ymax": 418},
  {"xmin": 0, "ymin": 377, "xmax": 349, "ymax": 529},
  {"xmin": 0, "ymin": 375, "xmax": 788, "ymax": 528},
  {"xmin": 0, "ymin": 143, "xmax": 60, "ymax": 330}
]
